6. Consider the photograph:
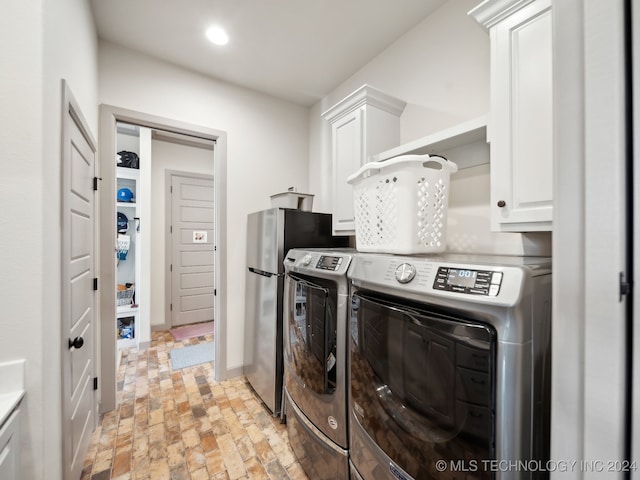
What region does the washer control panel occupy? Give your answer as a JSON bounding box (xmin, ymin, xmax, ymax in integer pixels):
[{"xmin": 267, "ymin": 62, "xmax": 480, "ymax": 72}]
[{"xmin": 434, "ymin": 266, "xmax": 503, "ymax": 296}]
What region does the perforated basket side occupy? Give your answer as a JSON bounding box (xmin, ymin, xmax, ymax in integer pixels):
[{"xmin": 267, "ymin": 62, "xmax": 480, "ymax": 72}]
[
  {"xmin": 353, "ymin": 176, "xmax": 401, "ymax": 249},
  {"xmin": 374, "ymin": 176, "xmax": 399, "ymax": 247},
  {"xmin": 416, "ymin": 175, "xmax": 448, "ymax": 250},
  {"xmin": 353, "ymin": 187, "xmax": 373, "ymax": 246}
]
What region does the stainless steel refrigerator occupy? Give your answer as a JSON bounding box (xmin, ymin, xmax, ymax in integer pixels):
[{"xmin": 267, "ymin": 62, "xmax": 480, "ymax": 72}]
[{"xmin": 244, "ymin": 208, "xmax": 348, "ymax": 415}]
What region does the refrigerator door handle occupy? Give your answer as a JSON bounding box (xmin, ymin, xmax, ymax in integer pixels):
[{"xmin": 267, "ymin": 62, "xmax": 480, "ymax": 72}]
[{"xmin": 248, "ymin": 267, "xmax": 284, "ymax": 278}]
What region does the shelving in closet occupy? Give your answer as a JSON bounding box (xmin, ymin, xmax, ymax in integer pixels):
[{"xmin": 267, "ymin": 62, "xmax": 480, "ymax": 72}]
[{"xmin": 115, "ymin": 123, "xmax": 142, "ymax": 349}]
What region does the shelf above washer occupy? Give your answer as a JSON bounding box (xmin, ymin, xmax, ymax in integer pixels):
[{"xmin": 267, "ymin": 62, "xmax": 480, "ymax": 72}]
[{"xmin": 370, "ymin": 115, "xmax": 489, "ymax": 170}]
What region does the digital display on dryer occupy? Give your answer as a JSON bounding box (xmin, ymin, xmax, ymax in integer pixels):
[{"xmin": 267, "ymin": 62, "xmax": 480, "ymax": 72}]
[
  {"xmin": 434, "ymin": 266, "xmax": 502, "ymax": 296},
  {"xmin": 316, "ymin": 255, "xmax": 343, "ymax": 271},
  {"xmin": 447, "ymin": 269, "xmax": 477, "ymax": 288}
]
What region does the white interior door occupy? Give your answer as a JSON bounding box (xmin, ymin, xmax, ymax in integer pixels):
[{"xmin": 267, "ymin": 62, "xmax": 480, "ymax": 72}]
[
  {"xmin": 61, "ymin": 81, "xmax": 97, "ymax": 480},
  {"xmin": 170, "ymin": 174, "xmax": 215, "ymax": 327}
]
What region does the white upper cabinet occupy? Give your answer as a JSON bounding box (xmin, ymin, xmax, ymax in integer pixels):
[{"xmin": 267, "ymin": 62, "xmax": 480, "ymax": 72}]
[
  {"xmin": 322, "ymin": 85, "xmax": 406, "ymax": 235},
  {"xmin": 470, "ymin": 0, "xmax": 553, "ymax": 232}
]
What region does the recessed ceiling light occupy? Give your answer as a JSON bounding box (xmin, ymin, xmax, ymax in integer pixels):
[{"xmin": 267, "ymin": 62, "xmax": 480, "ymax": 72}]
[{"xmin": 206, "ymin": 26, "xmax": 229, "ymax": 46}]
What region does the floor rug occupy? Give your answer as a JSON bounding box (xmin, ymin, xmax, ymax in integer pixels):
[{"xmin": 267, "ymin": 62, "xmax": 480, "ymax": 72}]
[
  {"xmin": 169, "ymin": 321, "xmax": 214, "ymax": 341},
  {"xmin": 170, "ymin": 342, "xmax": 214, "ymax": 370}
]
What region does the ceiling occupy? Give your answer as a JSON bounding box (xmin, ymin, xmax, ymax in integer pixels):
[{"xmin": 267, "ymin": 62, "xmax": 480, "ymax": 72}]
[{"xmin": 89, "ymin": 0, "xmax": 447, "ymax": 107}]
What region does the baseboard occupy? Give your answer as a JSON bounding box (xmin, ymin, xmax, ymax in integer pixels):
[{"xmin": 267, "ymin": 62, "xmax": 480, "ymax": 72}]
[
  {"xmin": 151, "ymin": 323, "xmax": 170, "ymax": 331},
  {"xmin": 220, "ymin": 365, "xmax": 244, "ymax": 381}
]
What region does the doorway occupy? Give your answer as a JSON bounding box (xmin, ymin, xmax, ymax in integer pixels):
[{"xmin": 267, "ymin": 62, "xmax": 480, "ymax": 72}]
[{"xmin": 98, "ymin": 105, "xmax": 228, "ymax": 414}]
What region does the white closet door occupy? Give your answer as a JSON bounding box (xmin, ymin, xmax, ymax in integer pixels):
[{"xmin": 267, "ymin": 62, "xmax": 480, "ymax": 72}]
[{"xmin": 170, "ymin": 174, "xmax": 215, "ymax": 327}]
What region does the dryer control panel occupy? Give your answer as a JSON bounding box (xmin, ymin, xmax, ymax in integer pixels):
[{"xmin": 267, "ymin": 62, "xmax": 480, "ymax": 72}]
[
  {"xmin": 434, "ymin": 267, "xmax": 502, "ymax": 296},
  {"xmin": 316, "ymin": 255, "xmax": 343, "ymax": 271},
  {"xmin": 350, "ymin": 253, "xmax": 550, "ymax": 308}
]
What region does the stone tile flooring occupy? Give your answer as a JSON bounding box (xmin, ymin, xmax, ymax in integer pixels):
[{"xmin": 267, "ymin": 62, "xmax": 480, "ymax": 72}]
[{"xmin": 81, "ymin": 329, "xmax": 309, "ymax": 480}]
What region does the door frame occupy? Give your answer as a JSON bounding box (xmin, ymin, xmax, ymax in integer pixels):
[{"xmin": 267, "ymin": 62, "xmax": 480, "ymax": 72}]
[
  {"xmin": 61, "ymin": 80, "xmax": 98, "ymax": 479},
  {"xmin": 164, "ymin": 170, "xmax": 215, "ymax": 329},
  {"xmin": 551, "ymin": 0, "xmax": 630, "ymax": 474},
  {"xmin": 98, "ymin": 105, "xmax": 228, "ymax": 413}
]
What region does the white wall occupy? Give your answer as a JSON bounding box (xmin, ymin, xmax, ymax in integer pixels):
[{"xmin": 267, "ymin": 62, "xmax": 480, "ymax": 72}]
[
  {"xmin": 0, "ymin": 4, "xmax": 44, "ymax": 480},
  {"xmin": 98, "ymin": 41, "xmax": 310, "ymax": 370},
  {"xmin": 150, "ymin": 138, "xmax": 214, "ymax": 329},
  {"xmin": 321, "ymin": 0, "xmax": 490, "ymax": 140},
  {"xmin": 1, "ymin": 0, "xmax": 98, "ymax": 479},
  {"xmin": 310, "ymin": 0, "xmax": 551, "ymax": 256},
  {"xmin": 43, "ymin": 2, "xmax": 99, "ymax": 478}
]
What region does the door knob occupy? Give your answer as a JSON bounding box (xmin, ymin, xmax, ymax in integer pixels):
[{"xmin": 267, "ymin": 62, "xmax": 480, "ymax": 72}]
[{"xmin": 68, "ymin": 336, "xmax": 84, "ymax": 350}]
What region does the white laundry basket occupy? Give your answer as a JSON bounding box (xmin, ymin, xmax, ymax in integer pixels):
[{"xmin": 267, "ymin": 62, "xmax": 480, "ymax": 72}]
[{"xmin": 346, "ymin": 154, "xmax": 458, "ymax": 254}]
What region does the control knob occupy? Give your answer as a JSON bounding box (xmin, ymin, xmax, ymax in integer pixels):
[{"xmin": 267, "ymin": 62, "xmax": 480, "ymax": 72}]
[
  {"xmin": 395, "ymin": 263, "xmax": 416, "ymax": 284},
  {"xmin": 300, "ymin": 254, "xmax": 313, "ymax": 266}
]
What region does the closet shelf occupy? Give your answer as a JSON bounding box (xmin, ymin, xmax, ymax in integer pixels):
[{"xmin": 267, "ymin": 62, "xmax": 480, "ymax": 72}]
[{"xmin": 117, "ymin": 305, "xmax": 139, "ymax": 316}]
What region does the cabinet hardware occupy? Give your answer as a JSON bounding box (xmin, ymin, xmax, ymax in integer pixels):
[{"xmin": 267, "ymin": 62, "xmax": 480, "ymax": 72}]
[
  {"xmin": 497, "ymin": 200, "xmax": 506, "ymax": 208},
  {"xmin": 620, "ymin": 272, "xmax": 631, "ymax": 302},
  {"xmin": 68, "ymin": 336, "xmax": 84, "ymax": 350}
]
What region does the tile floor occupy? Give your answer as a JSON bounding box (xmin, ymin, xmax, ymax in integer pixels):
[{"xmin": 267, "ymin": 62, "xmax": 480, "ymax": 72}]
[{"xmin": 81, "ymin": 329, "xmax": 309, "ymax": 480}]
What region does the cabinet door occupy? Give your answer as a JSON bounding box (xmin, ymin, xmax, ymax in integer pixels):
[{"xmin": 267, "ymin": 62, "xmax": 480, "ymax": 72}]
[
  {"xmin": 490, "ymin": 0, "xmax": 553, "ymax": 231},
  {"xmin": 332, "ymin": 108, "xmax": 364, "ymax": 234},
  {"xmin": 0, "ymin": 410, "xmax": 20, "ymax": 480}
]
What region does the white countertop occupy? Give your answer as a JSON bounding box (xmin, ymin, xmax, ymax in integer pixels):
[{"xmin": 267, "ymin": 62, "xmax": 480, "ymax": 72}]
[{"xmin": 0, "ymin": 359, "xmax": 25, "ymax": 426}]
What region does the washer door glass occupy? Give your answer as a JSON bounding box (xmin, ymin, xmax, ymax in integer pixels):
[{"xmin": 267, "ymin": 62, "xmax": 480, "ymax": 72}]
[
  {"xmin": 285, "ymin": 274, "xmax": 338, "ymax": 395},
  {"xmin": 350, "ymin": 292, "xmax": 496, "ymax": 480}
]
